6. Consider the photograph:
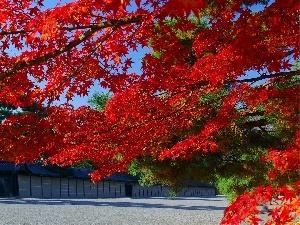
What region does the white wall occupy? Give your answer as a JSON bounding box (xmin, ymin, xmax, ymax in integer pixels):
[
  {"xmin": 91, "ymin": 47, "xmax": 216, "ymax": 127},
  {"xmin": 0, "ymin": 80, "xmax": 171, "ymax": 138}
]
[{"xmin": 18, "ymin": 175, "xmax": 31, "ymax": 197}]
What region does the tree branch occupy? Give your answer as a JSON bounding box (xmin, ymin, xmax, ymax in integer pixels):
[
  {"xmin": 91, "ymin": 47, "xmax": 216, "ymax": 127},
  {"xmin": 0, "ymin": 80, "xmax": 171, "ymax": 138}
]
[
  {"xmin": 0, "ymin": 29, "xmax": 31, "ymax": 35},
  {"xmin": 0, "ymin": 15, "xmax": 143, "ymax": 82},
  {"xmin": 0, "ymin": 15, "xmax": 143, "ymax": 35},
  {"xmin": 179, "ymin": 70, "xmax": 299, "ymax": 90},
  {"xmin": 230, "ymin": 70, "xmax": 299, "ymax": 84}
]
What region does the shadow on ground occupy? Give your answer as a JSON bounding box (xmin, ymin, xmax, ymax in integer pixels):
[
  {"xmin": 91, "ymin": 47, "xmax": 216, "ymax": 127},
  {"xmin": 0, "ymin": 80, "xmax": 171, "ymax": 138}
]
[{"xmin": 0, "ymin": 197, "xmax": 228, "ymax": 211}]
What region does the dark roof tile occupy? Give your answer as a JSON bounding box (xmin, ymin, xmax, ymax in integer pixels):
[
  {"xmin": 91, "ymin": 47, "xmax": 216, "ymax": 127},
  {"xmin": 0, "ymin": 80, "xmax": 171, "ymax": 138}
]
[
  {"xmin": 104, "ymin": 173, "xmax": 138, "ymax": 182},
  {"xmin": 0, "ymin": 161, "xmax": 15, "ymax": 173},
  {"xmin": 71, "ymin": 168, "xmax": 92, "ymax": 179},
  {"xmin": 26, "ymin": 163, "xmax": 61, "ymax": 177}
]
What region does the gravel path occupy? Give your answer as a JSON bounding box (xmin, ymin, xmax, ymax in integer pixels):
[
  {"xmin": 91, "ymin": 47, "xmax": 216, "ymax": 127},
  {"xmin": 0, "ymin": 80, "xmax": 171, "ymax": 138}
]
[{"xmin": 0, "ymin": 196, "xmax": 229, "ymax": 225}]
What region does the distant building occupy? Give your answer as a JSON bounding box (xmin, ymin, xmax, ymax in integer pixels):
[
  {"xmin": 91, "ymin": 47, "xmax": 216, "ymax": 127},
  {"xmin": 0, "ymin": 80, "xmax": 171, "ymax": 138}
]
[{"xmin": 0, "ymin": 161, "xmax": 216, "ymax": 198}]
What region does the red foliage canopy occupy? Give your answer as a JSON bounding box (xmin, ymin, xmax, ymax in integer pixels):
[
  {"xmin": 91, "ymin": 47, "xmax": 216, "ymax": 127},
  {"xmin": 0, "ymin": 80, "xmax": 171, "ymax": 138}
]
[{"xmin": 0, "ymin": 0, "xmax": 299, "ymax": 223}]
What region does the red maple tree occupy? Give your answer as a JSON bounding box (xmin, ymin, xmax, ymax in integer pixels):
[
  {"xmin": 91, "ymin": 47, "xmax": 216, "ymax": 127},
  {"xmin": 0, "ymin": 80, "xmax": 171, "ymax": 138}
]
[{"xmin": 0, "ymin": 0, "xmax": 299, "ymax": 224}]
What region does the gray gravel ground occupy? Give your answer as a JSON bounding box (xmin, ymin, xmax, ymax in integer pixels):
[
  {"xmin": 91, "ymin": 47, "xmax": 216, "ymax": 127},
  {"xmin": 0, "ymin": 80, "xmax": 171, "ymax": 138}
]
[{"xmin": 0, "ymin": 196, "xmax": 229, "ymax": 225}]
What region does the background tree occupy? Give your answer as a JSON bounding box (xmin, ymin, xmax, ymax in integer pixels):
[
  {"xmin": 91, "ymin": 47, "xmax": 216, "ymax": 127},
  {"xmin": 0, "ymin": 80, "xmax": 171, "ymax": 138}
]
[
  {"xmin": 0, "ymin": 0, "xmax": 299, "ymax": 224},
  {"xmin": 88, "ymin": 92, "xmax": 111, "ymax": 111},
  {"xmin": 0, "ymin": 103, "xmax": 16, "ymax": 122}
]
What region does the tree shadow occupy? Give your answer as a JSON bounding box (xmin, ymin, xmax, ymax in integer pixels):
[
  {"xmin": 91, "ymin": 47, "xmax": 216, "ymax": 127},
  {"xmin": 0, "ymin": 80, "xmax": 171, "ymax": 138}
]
[
  {"xmin": 0, "ymin": 198, "xmax": 228, "ymax": 211},
  {"xmin": 167, "ymin": 196, "xmax": 227, "ymax": 201}
]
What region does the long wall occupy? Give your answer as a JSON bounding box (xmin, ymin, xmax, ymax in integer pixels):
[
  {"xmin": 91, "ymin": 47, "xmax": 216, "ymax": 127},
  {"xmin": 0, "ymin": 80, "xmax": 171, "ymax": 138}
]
[
  {"xmin": 131, "ymin": 184, "xmax": 216, "ymax": 198},
  {"xmin": 18, "ymin": 175, "xmax": 126, "ymax": 198},
  {"xmin": 18, "ymin": 175, "xmax": 216, "ymax": 198}
]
